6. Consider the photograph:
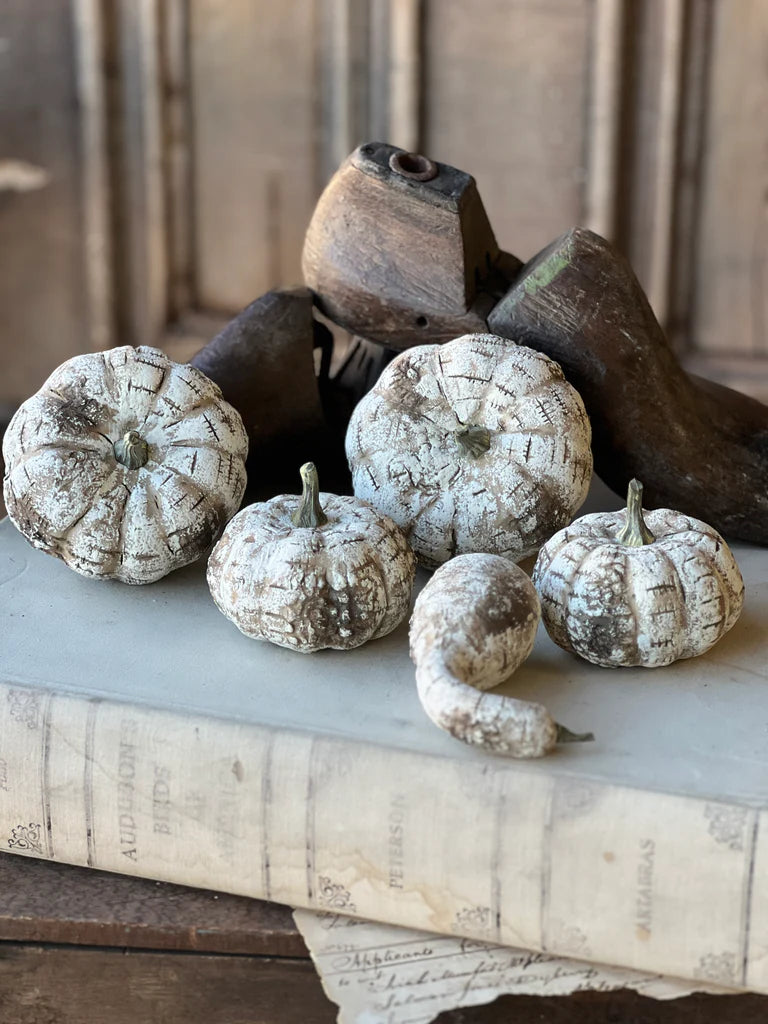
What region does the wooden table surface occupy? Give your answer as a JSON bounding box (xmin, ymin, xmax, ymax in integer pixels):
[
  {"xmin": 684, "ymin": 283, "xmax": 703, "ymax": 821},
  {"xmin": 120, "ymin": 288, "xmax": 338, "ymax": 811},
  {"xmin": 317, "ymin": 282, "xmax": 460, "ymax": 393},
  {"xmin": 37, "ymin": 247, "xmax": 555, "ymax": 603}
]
[{"xmin": 2, "ymin": 854, "xmax": 768, "ymax": 1024}]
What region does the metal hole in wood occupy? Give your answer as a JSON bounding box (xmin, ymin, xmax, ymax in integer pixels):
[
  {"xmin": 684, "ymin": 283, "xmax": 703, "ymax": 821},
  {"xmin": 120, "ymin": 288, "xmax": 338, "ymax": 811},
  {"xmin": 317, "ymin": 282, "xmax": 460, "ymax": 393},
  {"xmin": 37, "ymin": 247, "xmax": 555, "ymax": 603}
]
[{"xmin": 389, "ymin": 151, "xmax": 438, "ymax": 182}]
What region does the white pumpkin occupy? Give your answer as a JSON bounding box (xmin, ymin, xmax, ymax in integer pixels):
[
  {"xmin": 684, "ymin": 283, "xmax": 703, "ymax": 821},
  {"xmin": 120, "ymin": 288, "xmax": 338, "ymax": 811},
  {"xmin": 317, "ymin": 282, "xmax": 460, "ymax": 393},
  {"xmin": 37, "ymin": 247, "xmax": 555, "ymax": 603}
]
[
  {"xmin": 532, "ymin": 479, "xmax": 745, "ymax": 667},
  {"xmin": 207, "ymin": 462, "xmax": 415, "ymax": 652},
  {"xmin": 345, "ymin": 333, "xmax": 593, "ymax": 567},
  {"xmin": 2, "ymin": 345, "xmax": 248, "ymax": 584}
]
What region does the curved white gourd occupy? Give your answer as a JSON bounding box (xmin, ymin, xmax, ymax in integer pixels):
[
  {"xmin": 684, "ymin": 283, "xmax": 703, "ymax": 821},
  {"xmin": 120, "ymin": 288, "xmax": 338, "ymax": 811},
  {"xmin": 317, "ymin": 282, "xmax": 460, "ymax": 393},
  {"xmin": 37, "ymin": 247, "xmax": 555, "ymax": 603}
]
[{"xmin": 409, "ymin": 553, "xmax": 593, "ymax": 758}]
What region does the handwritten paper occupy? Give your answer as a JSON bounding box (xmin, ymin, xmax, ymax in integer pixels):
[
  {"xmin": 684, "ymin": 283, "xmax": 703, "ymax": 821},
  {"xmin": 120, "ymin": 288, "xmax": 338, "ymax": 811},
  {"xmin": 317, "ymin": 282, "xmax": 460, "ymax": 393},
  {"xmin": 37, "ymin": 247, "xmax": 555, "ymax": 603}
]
[{"xmin": 293, "ymin": 910, "xmax": 729, "ymax": 1024}]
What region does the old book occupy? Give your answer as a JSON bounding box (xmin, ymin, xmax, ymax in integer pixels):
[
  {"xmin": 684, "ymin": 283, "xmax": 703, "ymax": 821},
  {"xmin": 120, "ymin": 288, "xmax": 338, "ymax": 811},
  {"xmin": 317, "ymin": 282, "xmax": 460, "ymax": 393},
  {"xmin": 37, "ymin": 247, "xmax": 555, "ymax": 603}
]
[{"xmin": 1, "ymin": 489, "xmax": 767, "ymax": 994}]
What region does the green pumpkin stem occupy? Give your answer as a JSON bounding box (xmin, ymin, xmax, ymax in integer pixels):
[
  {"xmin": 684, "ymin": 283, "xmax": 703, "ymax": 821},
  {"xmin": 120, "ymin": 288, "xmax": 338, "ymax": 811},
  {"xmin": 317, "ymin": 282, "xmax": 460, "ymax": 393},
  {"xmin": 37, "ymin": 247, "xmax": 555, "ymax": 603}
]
[
  {"xmin": 455, "ymin": 424, "xmax": 491, "ymax": 458},
  {"xmin": 616, "ymin": 478, "xmax": 655, "ymax": 547},
  {"xmin": 556, "ymin": 723, "xmax": 595, "ymax": 745},
  {"xmin": 292, "ymin": 462, "xmax": 328, "ymax": 528},
  {"xmin": 113, "ymin": 430, "xmax": 149, "ymax": 470}
]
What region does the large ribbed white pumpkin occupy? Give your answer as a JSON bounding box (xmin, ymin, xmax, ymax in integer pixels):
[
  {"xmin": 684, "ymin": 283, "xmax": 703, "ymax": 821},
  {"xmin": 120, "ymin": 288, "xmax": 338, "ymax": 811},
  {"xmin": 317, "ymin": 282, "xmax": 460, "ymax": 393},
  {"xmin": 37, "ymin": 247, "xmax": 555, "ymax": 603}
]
[
  {"xmin": 2, "ymin": 346, "xmax": 248, "ymax": 584},
  {"xmin": 532, "ymin": 480, "xmax": 745, "ymax": 667},
  {"xmin": 345, "ymin": 333, "xmax": 593, "ymax": 567}
]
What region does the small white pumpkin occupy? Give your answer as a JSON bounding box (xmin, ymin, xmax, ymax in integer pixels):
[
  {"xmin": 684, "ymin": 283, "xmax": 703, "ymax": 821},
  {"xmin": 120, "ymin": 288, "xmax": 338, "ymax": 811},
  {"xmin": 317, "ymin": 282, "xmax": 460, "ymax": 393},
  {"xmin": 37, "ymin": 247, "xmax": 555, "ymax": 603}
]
[
  {"xmin": 345, "ymin": 333, "xmax": 592, "ymax": 568},
  {"xmin": 532, "ymin": 479, "xmax": 745, "ymax": 667},
  {"xmin": 409, "ymin": 553, "xmax": 593, "ymax": 758},
  {"xmin": 207, "ymin": 462, "xmax": 415, "ymax": 652},
  {"xmin": 2, "ymin": 345, "xmax": 248, "ymax": 584}
]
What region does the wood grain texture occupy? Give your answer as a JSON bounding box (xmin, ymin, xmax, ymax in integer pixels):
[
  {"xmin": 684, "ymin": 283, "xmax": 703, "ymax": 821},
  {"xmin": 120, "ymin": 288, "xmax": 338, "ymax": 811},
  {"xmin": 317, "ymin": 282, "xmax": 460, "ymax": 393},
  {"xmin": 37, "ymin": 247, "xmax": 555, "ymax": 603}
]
[
  {"xmin": 0, "ymin": 945, "xmax": 336, "ymax": 1024},
  {"xmin": 0, "ymin": 1, "xmax": 88, "ymax": 406},
  {"xmin": 583, "ymin": 0, "xmax": 624, "ymax": 242},
  {"xmin": 2, "ymin": 941, "xmax": 768, "ymax": 1024},
  {"xmin": 111, "ymin": 0, "xmax": 168, "ymax": 349},
  {"xmin": 692, "ymin": 0, "xmax": 768, "ymax": 358},
  {"xmin": 388, "ymin": 0, "xmax": 422, "ymax": 152},
  {"xmin": 73, "ymin": 0, "xmax": 114, "ymax": 353},
  {"xmin": 0, "ymin": 854, "xmax": 306, "ymax": 957},
  {"xmin": 190, "ymin": 0, "xmax": 319, "ymax": 311},
  {"xmin": 422, "ymin": 0, "xmax": 592, "ymax": 261}
]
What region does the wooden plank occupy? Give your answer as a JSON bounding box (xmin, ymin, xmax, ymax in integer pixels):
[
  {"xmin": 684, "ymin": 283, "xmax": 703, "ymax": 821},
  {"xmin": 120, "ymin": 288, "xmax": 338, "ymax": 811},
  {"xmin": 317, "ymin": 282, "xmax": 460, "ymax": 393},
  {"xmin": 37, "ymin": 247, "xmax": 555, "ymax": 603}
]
[
  {"xmin": 422, "ymin": 0, "xmax": 592, "ymax": 262},
  {"xmin": 2, "ymin": 942, "xmax": 768, "ymax": 1023},
  {"xmin": 323, "ymin": 0, "xmax": 371, "ymax": 177},
  {"xmin": 112, "ymin": 0, "xmax": 168, "ymax": 347},
  {"xmin": 0, "ymin": 945, "xmax": 336, "ymax": 1024},
  {"xmin": 615, "ymin": 0, "xmax": 669, "ymax": 314},
  {"xmin": 0, "ymin": 1, "xmax": 88, "ymax": 405},
  {"xmin": 0, "ymin": 854, "xmax": 306, "ymax": 958},
  {"xmin": 163, "ymin": 0, "xmax": 195, "ymax": 320},
  {"xmin": 190, "ymin": 0, "xmax": 321, "ymax": 312},
  {"xmin": 644, "ymin": 0, "xmax": 684, "ymax": 326},
  {"xmin": 583, "ymin": 0, "xmax": 624, "ymax": 242},
  {"xmin": 72, "ymin": 0, "xmax": 115, "ymax": 352},
  {"xmin": 388, "ymin": 0, "xmax": 422, "ymax": 152},
  {"xmin": 368, "ymin": 0, "xmax": 391, "ymax": 142},
  {"xmin": 692, "ymin": 0, "xmax": 768, "ymax": 358},
  {"xmin": 666, "ymin": 0, "xmax": 713, "ymax": 354},
  {"xmin": 683, "ymin": 353, "xmax": 768, "ymax": 406}
]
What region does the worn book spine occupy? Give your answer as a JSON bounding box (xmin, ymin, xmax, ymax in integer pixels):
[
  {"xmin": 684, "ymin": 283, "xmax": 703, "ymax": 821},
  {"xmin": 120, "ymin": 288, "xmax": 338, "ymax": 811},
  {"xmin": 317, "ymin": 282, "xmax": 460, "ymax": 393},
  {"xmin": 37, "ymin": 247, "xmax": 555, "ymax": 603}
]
[{"xmin": 0, "ymin": 677, "xmax": 764, "ymax": 993}]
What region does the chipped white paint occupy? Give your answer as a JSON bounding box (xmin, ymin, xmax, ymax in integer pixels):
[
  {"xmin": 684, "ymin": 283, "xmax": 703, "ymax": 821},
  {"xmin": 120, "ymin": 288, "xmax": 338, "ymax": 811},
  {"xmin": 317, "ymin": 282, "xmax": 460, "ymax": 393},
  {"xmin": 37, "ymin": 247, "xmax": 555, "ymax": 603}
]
[
  {"xmin": 409, "ymin": 553, "xmax": 559, "ymax": 758},
  {"xmin": 345, "ymin": 333, "xmax": 593, "ymax": 568},
  {"xmin": 2, "ymin": 346, "xmax": 248, "ymax": 584},
  {"xmin": 532, "ymin": 503, "xmax": 745, "ymax": 668},
  {"xmin": 207, "ymin": 481, "xmax": 416, "ymax": 653}
]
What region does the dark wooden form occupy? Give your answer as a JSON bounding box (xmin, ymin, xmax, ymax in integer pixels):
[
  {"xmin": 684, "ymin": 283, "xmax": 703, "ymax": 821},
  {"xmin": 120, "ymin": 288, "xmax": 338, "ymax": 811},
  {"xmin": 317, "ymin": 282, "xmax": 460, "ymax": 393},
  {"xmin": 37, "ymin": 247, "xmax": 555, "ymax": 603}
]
[{"xmin": 302, "ymin": 143, "xmax": 521, "ymax": 350}]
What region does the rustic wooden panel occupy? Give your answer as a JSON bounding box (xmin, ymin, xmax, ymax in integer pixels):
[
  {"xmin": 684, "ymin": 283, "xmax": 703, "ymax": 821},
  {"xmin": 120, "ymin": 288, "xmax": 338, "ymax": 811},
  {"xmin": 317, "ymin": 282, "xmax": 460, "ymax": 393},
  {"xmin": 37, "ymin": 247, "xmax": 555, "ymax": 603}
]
[
  {"xmin": 190, "ymin": 0, "xmax": 321, "ymax": 312},
  {"xmin": 618, "ymin": 0, "xmax": 685, "ymax": 326},
  {"xmin": 2, "ymin": 942, "xmax": 768, "ymax": 1024},
  {"xmin": 110, "ymin": 0, "xmax": 169, "ymax": 348},
  {"xmin": 422, "ymin": 0, "xmax": 592, "ymax": 262},
  {"xmin": 666, "ymin": 0, "xmax": 713, "ymax": 353},
  {"xmin": 582, "ymin": 0, "xmax": 624, "ymax": 244},
  {"xmin": 0, "ymin": 853, "xmax": 306, "ymax": 958},
  {"xmin": 0, "ymin": 945, "xmax": 337, "ymax": 1024},
  {"xmin": 0, "ymin": 1, "xmax": 87, "ymax": 406},
  {"xmin": 684, "ymin": 353, "xmax": 768, "ymax": 406},
  {"xmin": 692, "ymin": 0, "xmax": 768, "ymax": 360}
]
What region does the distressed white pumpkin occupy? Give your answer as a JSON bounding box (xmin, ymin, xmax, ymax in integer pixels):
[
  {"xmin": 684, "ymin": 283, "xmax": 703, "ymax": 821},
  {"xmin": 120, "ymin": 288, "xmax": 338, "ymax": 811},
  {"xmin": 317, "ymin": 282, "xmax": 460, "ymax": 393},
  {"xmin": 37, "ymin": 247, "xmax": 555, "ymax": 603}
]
[
  {"xmin": 345, "ymin": 333, "xmax": 593, "ymax": 568},
  {"xmin": 532, "ymin": 480, "xmax": 745, "ymax": 667},
  {"xmin": 207, "ymin": 463, "xmax": 415, "ymax": 652},
  {"xmin": 409, "ymin": 553, "xmax": 593, "ymax": 758},
  {"xmin": 2, "ymin": 345, "xmax": 248, "ymax": 584}
]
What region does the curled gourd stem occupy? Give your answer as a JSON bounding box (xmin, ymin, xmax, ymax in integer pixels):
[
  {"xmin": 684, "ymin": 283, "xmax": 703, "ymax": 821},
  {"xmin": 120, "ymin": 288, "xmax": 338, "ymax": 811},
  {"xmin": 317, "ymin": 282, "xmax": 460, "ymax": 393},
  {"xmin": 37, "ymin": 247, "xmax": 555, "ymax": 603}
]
[
  {"xmin": 616, "ymin": 478, "xmax": 655, "ymax": 547},
  {"xmin": 556, "ymin": 723, "xmax": 595, "ymax": 744},
  {"xmin": 292, "ymin": 462, "xmax": 328, "ymax": 528},
  {"xmin": 113, "ymin": 429, "xmax": 149, "ymax": 470}
]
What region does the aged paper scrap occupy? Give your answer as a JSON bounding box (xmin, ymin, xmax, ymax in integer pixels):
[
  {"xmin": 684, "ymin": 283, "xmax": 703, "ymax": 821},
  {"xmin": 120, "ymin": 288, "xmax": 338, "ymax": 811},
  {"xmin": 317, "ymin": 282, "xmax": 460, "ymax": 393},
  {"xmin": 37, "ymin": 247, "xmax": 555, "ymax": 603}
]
[{"xmin": 294, "ymin": 910, "xmax": 730, "ymax": 1024}]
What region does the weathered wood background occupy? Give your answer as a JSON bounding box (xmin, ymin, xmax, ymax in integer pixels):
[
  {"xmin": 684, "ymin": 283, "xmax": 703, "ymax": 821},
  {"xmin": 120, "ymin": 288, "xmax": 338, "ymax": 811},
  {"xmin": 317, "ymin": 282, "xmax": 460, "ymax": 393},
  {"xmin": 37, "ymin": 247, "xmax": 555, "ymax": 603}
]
[{"xmin": 0, "ymin": 0, "xmax": 766, "ymax": 409}]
